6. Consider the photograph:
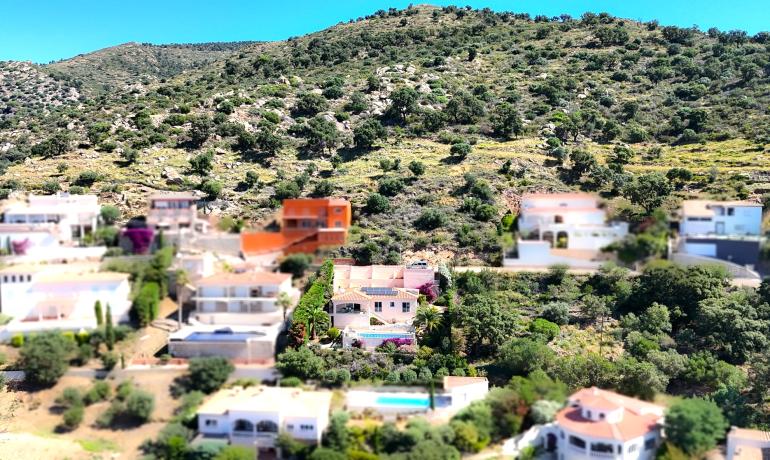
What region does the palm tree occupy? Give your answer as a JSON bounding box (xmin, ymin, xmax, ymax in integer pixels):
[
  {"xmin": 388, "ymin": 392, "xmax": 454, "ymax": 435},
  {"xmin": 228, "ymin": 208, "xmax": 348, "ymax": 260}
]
[
  {"xmin": 175, "ymin": 269, "xmax": 189, "ymax": 330},
  {"xmin": 277, "ymin": 292, "xmax": 293, "ymax": 322},
  {"xmin": 414, "ymin": 305, "xmax": 441, "ymax": 337},
  {"xmin": 295, "ymin": 304, "xmax": 330, "ymax": 340}
]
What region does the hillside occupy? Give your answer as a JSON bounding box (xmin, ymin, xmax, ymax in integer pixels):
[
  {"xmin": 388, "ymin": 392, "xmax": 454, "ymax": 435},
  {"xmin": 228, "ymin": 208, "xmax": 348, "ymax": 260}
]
[
  {"xmin": 1, "ymin": 4, "xmax": 770, "ymax": 264},
  {"xmin": 44, "ymin": 41, "xmax": 256, "ymax": 93}
]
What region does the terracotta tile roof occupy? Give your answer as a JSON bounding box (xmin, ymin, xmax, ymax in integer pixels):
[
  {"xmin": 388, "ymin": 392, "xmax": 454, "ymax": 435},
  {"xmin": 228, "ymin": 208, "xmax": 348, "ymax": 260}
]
[
  {"xmin": 555, "ymin": 388, "xmax": 664, "ymax": 443},
  {"xmin": 196, "ymin": 271, "xmax": 292, "ymax": 286},
  {"xmin": 331, "ymin": 287, "xmax": 420, "ymax": 301}
]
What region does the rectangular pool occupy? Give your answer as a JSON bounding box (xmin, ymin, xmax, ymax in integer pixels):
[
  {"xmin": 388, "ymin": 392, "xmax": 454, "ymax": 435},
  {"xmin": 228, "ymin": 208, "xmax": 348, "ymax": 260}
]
[
  {"xmin": 184, "ymin": 331, "xmax": 264, "ymax": 342},
  {"xmin": 359, "ymin": 332, "xmax": 413, "ymax": 340},
  {"xmin": 375, "ymin": 395, "xmax": 430, "ymax": 408}
]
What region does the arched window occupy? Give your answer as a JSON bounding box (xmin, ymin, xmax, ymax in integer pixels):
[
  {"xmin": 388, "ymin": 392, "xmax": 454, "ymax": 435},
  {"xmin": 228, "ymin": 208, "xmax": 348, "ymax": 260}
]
[
  {"xmin": 233, "ymin": 419, "xmax": 254, "ymax": 433},
  {"xmin": 257, "ymin": 420, "xmax": 279, "ymax": 433}
]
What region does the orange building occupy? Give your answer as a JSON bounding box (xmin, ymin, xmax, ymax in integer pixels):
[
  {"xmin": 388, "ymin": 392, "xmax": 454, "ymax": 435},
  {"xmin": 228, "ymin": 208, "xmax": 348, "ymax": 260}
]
[{"xmin": 241, "ymin": 198, "xmax": 352, "ymax": 258}]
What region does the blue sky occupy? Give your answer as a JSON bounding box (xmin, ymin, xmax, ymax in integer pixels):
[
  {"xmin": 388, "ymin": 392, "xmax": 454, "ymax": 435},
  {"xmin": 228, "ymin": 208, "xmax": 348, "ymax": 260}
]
[{"xmin": 2, "ymin": 1, "xmax": 768, "ymax": 63}]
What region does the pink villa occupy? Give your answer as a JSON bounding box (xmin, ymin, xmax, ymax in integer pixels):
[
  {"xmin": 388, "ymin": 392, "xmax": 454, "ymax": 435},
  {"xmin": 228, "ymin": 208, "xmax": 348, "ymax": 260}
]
[
  {"xmin": 146, "ymin": 191, "xmax": 209, "ymax": 233},
  {"xmin": 329, "ymin": 262, "xmax": 435, "ymax": 349}
]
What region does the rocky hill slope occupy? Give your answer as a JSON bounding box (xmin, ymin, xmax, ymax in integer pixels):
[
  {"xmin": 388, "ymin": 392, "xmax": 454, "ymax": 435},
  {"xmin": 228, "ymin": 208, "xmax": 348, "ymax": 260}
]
[{"xmin": 1, "ymin": 5, "xmax": 769, "ymax": 264}]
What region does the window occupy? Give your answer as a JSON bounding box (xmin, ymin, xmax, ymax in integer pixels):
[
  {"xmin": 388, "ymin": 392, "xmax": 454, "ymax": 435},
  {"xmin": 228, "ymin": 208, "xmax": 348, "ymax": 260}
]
[
  {"xmin": 728, "ymin": 207, "xmax": 735, "ymax": 216},
  {"xmin": 205, "ymin": 419, "xmax": 217, "ymax": 427},
  {"xmin": 286, "ymin": 424, "xmax": 294, "ymax": 430},
  {"xmin": 586, "ymin": 410, "xmax": 592, "ymax": 418},
  {"xmin": 402, "ymin": 302, "xmax": 411, "ymax": 313},
  {"xmin": 599, "ymin": 413, "xmax": 605, "ymax": 420},
  {"xmin": 334, "ymin": 221, "xmax": 342, "ymax": 227},
  {"xmin": 390, "ymin": 302, "xmax": 395, "ymax": 308},
  {"xmin": 2, "ymin": 276, "xmax": 6, "ymax": 282},
  {"xmin": 628, "ymin": 444, "xmax": 638, "ymax": 453},
  {"xmin": 335, "ymin": 207, "xmax": 342, "ymax": 214},
  {"xmin": 374, "ymin": 302, "xmax": 382, "ymax": 312},
  {"xmin": 569, "ymin": 436, "xmax": 586, "ymax": 449},
  {"xmin": 644, "ymin": 438, "xmax": 656, "ymax": 450},
  {"xmin": 300, "ymin": 424, "xmax": 314, "ymax": 431},
  {"xmin": 10, "ymin": 275, "xmax": 15, "ymax": 282},
  {"xmin": 590, "ymin": 442, "xmax": 614, "ymax": 453}
]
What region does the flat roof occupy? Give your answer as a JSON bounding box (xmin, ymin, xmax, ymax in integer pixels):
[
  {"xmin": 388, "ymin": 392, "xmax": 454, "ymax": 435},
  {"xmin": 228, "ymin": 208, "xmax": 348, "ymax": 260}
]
[
  {"xmin": 682, "ymin": 199, "xmax": 762, "ymax": 217},
  {"xmin": 148, "ymin": 191, "xmax": 198, "ymax": 200},
  {"xmin": 196, "ymin": 271, "xmax": 292, "ymax": 286},
  {"xmin": 197, "ymin": 386, "xmax": 332, "ymax": 418}
]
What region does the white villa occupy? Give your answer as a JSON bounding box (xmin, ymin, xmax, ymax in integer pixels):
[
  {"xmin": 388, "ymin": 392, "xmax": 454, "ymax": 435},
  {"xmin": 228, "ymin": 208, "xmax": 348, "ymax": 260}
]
[
  {"xmin": 196, "ymin": 386, "xmax": 332, "ymax": 450},
  {"xmin": 675, "ymin": 200, "xmax": 763, "ymax": 269},
  {"xmin": 168, "ymin": 270, "xmax": 299, "ymax": 363},
  {"xmin": 332, "ymin": 262, "xmax": 435, "ymax": 291},
  {"xmin": 329, "ymin": 286, "xmax": 419, "ymax": 349},
  {"xmin": 726, "ymin": 426, "xmax": 770, "ymax": 460},
  {"xmin": 191, "ymin": 271, "xmax": 298, "ymax": 326},
  {"xmin": 529, "ymin": 387, "xmax": 664, "ymax": 460},
  {"xmin": 0, "ymin": 263, "xmax": 132, "ymax": 339},
  {"xmin": 0, "ymin": 193, "xmax": 105, "ymax": 261},
  {"xmin": 504, "ymin": 193, "xmax": 628, "ymax": 269}
]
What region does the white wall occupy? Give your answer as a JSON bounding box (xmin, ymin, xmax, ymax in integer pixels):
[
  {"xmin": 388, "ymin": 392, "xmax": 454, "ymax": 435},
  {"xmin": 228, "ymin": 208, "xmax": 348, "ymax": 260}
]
[{"xmin": 681, "ymin": 206, "xmax": 762, "ymax": 236}]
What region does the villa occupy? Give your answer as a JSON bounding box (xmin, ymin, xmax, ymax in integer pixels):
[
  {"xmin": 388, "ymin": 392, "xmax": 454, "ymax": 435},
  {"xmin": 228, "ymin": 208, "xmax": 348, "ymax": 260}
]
[
  {"xmin": 190, "ymin": 271, "xmax": 298, "ymax": 326},
  {"xmin": 504, "ymin": 192, "xmax": 628, "ymax": 269},
  {"xmin": 328, "ymin": 286, "xmax": 419, "ymax": 349},
  {"xmin": 726, "ymin": 426, "xmax": 770, "ymax": 460},
  {"xmin": 675, "ymin": 200, "xmax": 763, "ymax": 269},
  {"xmin": 146, "ymin": 191, "xmax": 209, "ymax": 233},
  {"xmin": 168, "ymin": 270, "xmax": 298, "ymax": 363},
  {"xmin": 241, "ymin": 198, "xmax": 351, "ymax": 262},
  {"xmin": 332, "ymin": 261, "xmax": 435, "ymax": 291},
  {"xmin": 0, "ymin": 193, "xmax": 106, "ymax": 261},
  {"xmin": 196, "ymin": 385, "xmax": 332, "ymax": 450},
  {"xmin": 0, "ymin": 263, "xmax": 132, "ymax": 340},
  {"xmin": 530, "ymin": 387, "xmax": 664, "ymax": 460}
]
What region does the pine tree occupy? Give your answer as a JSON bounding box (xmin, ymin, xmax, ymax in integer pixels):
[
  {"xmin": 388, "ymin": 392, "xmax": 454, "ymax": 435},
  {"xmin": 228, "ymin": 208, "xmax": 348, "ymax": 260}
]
[
  {"xmin": 105, "ymin": 304, "xmax": 115, "ymax": 351},
  {"xmin": 94, "ymin": 300, "xmax": 103, "ymax": 326}
]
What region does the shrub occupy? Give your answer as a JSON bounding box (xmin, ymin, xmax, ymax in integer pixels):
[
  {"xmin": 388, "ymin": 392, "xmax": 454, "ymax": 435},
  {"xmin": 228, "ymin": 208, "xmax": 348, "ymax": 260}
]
[
  {"xmin": 19, "ymin": 332, "xmax": 73, "ymax": 386},
  {"xmin": 187, "ymin": 357, "xmax": 235, "ymax": 394},
  {"xmin": 414, "ymin": 208, "xmax": 448, "ymax": 230},
  {"xmin": 450, "ymin": 142, "xmax": 472, "ymax": 159},
  {"xmin": 529, "ymin": 318, "xmax": 560, "ymax": 342},
  {"xmin": 279, "ymin": 376, "xmax": 303, "ymax": 387},
  {"xmin": 56, "ymin": 387, "xmax": 83, "ymax": 408},
  {"xmin": 365, "ymin": 193, "xmax": 390, "ymax": 214},
  {"xmin": 124, "ymin": 390, "xmax": 155, "ymax": 423},
  {"xmin": 377, "ymin": 177, "xmax": 404, "ymax": 197},
  {"xmin": 75, "ymin": 344, "xmax": 93, "ymax": 366},
  {"xmin": 61, "ymin": 405, "xmax": 84, "ymax": 430},
  {"xmin": 10, "ymin": 333, "xmax": 24, "ymax": 348},
  {"xmin": 84, "ymin": 381, "xmax": 111, "ymax": 405},
  {"xmin": 75, "ymin": 170, "xmax": 100, "ymax": 187},
  {"xmin": 100, "ymin": 205, "xmax": 121, "ymax": 225},
  {"xmin": 541, "ymin": 301, "xmax": 570, "ymax": 325},
  {"xmin": 101, "ymin": 352, "xmax": 118, "ymax": 371},
  {"xmin": 280, "ymin": 253, "xmax": 313, "ymax": 278},
  {"xmin": 408, "ymin": 160, "xmax": 425, "ymax": 176},
  {"xmin": 199, "ymin": 179, "xmax": 223, "ymax": 199}
]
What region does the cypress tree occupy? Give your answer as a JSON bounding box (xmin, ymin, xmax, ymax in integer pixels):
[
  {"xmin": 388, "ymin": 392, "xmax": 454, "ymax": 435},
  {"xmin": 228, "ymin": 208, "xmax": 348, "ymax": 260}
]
[
  {"xmin": 94, "ymin": 300, "xmax": 103, "ymax": 326},
  {"xmin": 105, "ymin": 304, "xmax": 115, "ymax": 351}
]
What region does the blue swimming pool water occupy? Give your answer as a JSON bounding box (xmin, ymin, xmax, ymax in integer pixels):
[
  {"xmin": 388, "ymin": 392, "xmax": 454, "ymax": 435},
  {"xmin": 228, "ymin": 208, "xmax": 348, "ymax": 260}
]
[
  {"xmin": 359, "ymin": 332, "xmax": 413, "ymax": 340},
  {"xmin": 375, "ymin": 395, "xmax": 430, "ymax": 408},
  {"xmin": 185, "ymin": 331, "xmax": 263, "ymax": 342}
]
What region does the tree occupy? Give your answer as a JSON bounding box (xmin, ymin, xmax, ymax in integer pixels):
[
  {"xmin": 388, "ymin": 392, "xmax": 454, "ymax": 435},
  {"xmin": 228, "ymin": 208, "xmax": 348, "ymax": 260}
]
[
  {"xmin": 189, "ymin": 116, "xmax": 213, "ymax": 147},
  {"xmin": 353, "ymin": 118, "xmax": 387, "ymax": 149},
  {"xmin": 665, "ymin": 398, "xmax": 728, "ymax": 456},
  {"xmin": 199, "ymin": 179, "xmax": 223, "ymax": 199},
  {"xmin": 133, "ymin": 282, "xmax": 161, "ymax": 326},
  {"xmin": 175, "ymin": 269, "xmax": 189, "ymax": 330},
  {"xmin": 293, "ymin": 92, "xmax": 329, "ymax": 116},
  {"xmin": 311, "ymin": 179, "xmax": 334, "ymax": 198},
  {"xmin": 458, "ymin": 295, "xmax": 519, "ymax": 358},
  {"xmin": 100, "ymin": 205, "xmax": 121, "ymax": 225},
  {"xmin": 623, "ymin": 173, "xmax": 673, "ymax": 213},
  {"xmin": 121, "ymin": 148, "xmax": 139, "ymax": 165},
  {"xmin": 299, "ymin": 116, "xmax": 340, "ymax": 153},
  {"xmin": 19, "ymin": 332, "xmax": 73, "ymax": 386},
  {"xmin": 294, "ymin": 304, "xmax": 330, "ymax": 339},
  {"xmin": 414, "ymin": 306, "xmax": 442, "ymax": 337},
  {"xmin": 94, "ymin": 300, "xmax": 104, "ymax": 327},
  {"xmin": 491, "ymin": 103, "xmax": 523, "ymax": 138},
  {"xmin": 31, "ymin": 132, "xmax": 72, "ymax": 158},
  {"xmin": 445, "ymin": 92, "xmax": 485, "ymax": 124},
  {"xmin": 497, "ymin": 338, "xmax": 556, "ymax": 377},
  {"xmin": 280, "ymin": 253, "xmax": 313, "ymax": 278},
  {"xmin": 540, "ymin": 301, "xmax": 569, "ymax": 325},
  {"xmin": 365, "ymin": 193, "xmax": 389, "ymax": 214},
  {"xmin": 189, "ymin": 150, "xmax": 214, "ymax": 176},
  {"xmin": 276, "ymin": 346, "xmax": 325, "ymax": 380},
  {"xmin": 187, "ymin": 357, "xmax": 235, "ymax": 393},
  {"xmin": 105, "ymin": 304, "xmax": 115, "ymax": 351},
  {"xmin": 389, "ymin": 86, "xmax": 419, "ymax": 122},
  {"xmin": 323, "ymin": 412, "xmax": 350, "ymax": 452},
  {"xmin": 62, "ymin": 405, "xmax": 84, "ymax": 430}
]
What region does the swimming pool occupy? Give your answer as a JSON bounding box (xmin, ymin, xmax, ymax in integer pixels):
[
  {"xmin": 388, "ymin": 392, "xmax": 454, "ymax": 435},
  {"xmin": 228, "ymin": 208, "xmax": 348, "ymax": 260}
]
[
  {"xmin": 375, "ymin": 395, "xmax": 430, "ymax": 408},
  {"xmin": 183, "ymin": 330, "xmax": 264, "ymax": 342},
  {"xmin": 358, "ymin": 332, "xmax": 413, "ymax": 340}
]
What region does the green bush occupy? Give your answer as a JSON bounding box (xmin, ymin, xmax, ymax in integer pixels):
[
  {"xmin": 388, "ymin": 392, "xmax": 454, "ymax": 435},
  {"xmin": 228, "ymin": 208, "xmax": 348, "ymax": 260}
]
[
  {"xmin": 61, "ymin": 405, "xmax": 84, "ymax": 430},
  {"xmin": 56, "ymin": 387, "xmax": 83, "ymax": 408},
  {"xmin": 279, "ymin": 376, "xmax": 303, "ymax": 387},
  {"xmin": 10, "ymin": 333, "xmax": 24, "ymax": 348},
  {"xmin": 84, "ymin": 381, "xmax": 111, "ymax": 405},
  {"xmin": 125, "ymin": 390, "xmax": 155, "ymax": 423},
  {"xmin": 187, "ymin": 357, "xmax": 235, "ymax": 394},
  {"xmin": 101, "ymin": 352, "xmax": 118, "ymax": 371}
]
